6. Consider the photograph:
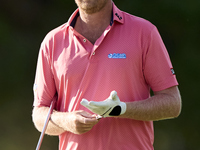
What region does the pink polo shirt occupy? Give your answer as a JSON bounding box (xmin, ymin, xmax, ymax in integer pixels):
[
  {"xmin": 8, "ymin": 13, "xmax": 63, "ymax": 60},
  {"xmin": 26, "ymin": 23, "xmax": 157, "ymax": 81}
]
[{"xmin": 33, "ymin": 3, "xmax": 178, "ymax": 150}]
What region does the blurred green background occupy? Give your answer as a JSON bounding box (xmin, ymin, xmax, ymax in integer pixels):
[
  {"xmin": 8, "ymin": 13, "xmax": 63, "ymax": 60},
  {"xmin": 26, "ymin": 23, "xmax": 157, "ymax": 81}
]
[{"xmin": 0, "ymin": 0, "xmax": 199, "ymax": 149}]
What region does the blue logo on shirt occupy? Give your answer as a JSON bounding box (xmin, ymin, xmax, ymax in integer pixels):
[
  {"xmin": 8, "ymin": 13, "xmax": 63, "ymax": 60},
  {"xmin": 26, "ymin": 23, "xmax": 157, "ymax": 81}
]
[{"xmin": 108, "ymin": 53, "xmax": 126, "ymax": 59}]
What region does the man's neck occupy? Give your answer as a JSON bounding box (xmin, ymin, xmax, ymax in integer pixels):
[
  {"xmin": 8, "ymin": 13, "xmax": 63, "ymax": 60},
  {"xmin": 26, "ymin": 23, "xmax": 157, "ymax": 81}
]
[{"xmin": 74, "ymin": 1, "xmax": 113, "ymax": 44}]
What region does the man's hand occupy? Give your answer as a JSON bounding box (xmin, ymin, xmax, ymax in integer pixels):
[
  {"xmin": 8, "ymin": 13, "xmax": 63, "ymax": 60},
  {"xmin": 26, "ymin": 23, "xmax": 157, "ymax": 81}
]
[
  {"xmin": 33, "ymin": 107, "xmax": 99, "ymax": 135},
  {"xmin": 58, "ymin": 110, "xmax": 99, "ymax": 135},
  {"xmin": 81, "ymin": 91, "xmax": 126, "ymax": 117}
]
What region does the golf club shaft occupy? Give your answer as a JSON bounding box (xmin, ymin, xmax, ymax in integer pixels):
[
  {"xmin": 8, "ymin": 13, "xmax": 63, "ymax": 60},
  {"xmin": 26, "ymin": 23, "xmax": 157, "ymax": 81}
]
[{"xmin": 36, "ymin": 100, "xmax": 56, "ymax": 150}]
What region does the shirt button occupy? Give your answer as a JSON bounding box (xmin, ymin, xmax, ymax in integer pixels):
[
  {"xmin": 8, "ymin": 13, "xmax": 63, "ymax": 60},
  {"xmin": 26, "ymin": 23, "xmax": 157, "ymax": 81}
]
[
  {"xmin": 92, "ymin": 52, "xmax": 95, "ymax": 55},
  {"xmin": 83, "ymin": 39, "xmax": 87, "ymax": 42}
]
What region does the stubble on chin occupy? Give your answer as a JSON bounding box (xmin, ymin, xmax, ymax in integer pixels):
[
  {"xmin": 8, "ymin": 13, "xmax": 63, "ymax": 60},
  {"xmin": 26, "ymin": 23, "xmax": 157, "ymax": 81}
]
[{"xmin": 76, "ymin": 0, "xmax": 108, "ymax": 14}]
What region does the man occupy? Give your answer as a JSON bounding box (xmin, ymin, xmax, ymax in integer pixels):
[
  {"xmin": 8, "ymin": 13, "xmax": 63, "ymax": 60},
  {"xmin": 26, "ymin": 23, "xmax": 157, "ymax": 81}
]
[{"xmin": 32, "ymin": 0, "xmax": 182, "ymax": 149}]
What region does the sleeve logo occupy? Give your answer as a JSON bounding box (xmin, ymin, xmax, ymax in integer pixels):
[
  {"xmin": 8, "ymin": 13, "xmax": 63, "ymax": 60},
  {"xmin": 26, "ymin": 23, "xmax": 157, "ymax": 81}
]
[{"xmin": 171, "ymin": 68, "xmax": 175, "ymax": 75}]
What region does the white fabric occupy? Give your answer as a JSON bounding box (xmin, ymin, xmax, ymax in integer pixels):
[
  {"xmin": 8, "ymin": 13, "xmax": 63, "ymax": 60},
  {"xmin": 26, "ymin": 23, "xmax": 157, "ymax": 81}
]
[{"xmin": 81, "ymin": 91, "xmax": 126, "ymax": 117}]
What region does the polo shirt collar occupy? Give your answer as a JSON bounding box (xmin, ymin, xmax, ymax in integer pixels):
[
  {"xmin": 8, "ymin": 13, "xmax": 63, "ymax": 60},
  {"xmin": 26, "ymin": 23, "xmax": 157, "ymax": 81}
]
[
  {"xmin": 112, "ymin": 3, "xmax": 124, "ymax": 25},
  {"xmin": 67, "ymin": 8, "xmax": 79, "ymax": 28},
  {"xmin": 67, "ymin": 2, "xmax": 124, "ymax": 28}
]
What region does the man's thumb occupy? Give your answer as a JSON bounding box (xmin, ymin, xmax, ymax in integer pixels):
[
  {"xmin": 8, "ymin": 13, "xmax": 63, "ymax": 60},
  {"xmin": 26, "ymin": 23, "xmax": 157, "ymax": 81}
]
[{"xmin": 110, "ymin": 91, "xmax": 117, "ymax": 100}]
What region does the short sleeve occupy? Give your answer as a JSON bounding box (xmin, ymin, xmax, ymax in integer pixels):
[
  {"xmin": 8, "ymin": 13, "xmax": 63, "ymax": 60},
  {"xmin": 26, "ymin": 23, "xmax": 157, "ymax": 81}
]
[
  {"xmin": 143, "ymin": 27, "xmax": 178, "ymax": 92},
  {"xmin": 33, "ymin": 40, "xmax": 56, "ymax": 107}
]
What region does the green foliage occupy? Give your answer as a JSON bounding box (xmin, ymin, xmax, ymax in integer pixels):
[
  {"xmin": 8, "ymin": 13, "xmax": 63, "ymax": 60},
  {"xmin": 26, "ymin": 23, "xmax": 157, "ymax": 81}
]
[{"xmin": 0, "ymin": 0, "xmax": 199, "ymax": 149}]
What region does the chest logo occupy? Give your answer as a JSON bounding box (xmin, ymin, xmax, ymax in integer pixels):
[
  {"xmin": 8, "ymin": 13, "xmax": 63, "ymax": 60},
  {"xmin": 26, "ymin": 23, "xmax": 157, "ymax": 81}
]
[{"xmin": 108, "ymin": 53, "xmax": 126, "ymax": 59}]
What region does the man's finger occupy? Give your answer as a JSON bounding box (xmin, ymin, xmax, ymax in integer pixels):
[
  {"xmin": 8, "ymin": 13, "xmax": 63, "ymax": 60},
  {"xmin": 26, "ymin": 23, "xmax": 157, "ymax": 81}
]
[
  {"xmin": 81, "ymin": 100, "xmax": 97, "ymax": 110},
  {"xmin": 89, "ymin": 101, "xmax": 108, "ymax": 107},
  {"xmin": 80, "ymin": 111, "xmax": 95, "ymax": 118},
  {"xmin": 110, "ymin": 91, "xmax": 118, "ymax": 100},
  {"xmin": 77, "ymin": 112, "xmax": 98, "ymax": 125},
  {"xmin": 81, "ymin": 99, "xmax": 89, "ymax": 107}
]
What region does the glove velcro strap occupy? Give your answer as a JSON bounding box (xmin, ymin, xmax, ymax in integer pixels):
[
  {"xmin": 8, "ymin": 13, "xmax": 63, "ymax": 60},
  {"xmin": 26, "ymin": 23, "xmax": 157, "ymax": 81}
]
[
  {"xmin": 109, "ymin": 105, "xmax": 121, "ymax": 116},
  {"xmin": 108, "ymin": 102, "xmax": 127, "ymax": 116}
]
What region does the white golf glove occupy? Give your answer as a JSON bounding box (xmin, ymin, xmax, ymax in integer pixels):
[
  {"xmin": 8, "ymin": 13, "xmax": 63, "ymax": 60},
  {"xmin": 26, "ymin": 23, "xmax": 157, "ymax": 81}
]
[{"xmin": 81, "ymin": 91, "xmax": 126, "ymax": 118}]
